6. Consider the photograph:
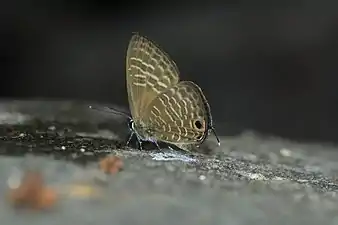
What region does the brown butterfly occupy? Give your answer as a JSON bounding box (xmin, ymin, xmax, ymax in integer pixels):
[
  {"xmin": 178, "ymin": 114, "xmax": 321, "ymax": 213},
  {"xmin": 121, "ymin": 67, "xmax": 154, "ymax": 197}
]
[{"xmin": 124, "ymin": 33, "xmax": 220, "ymax": 151}]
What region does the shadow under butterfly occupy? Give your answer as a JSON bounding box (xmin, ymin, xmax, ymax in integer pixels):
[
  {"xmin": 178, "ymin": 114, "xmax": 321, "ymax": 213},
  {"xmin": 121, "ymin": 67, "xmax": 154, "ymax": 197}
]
[{"xmin": 90, "ymin": 33, "xmax": 220, "ymax": 153}]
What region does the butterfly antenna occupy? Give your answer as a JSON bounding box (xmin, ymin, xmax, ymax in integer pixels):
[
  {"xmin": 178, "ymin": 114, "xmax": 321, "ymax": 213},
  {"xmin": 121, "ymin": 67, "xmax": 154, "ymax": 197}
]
[
  {"xmin": 211, "ymin": 127, "xmax": 221, "ymax": 146},
  {"xmin": 88, "ymin": 105, "xmax": 131, "ymax": 119}
]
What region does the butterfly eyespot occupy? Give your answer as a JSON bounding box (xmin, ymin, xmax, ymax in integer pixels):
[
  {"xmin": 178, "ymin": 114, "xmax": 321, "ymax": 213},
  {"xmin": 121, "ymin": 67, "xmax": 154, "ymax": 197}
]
[{"xmin": 194, "ymin": 120, "xmax": 204, "ymax": 130}]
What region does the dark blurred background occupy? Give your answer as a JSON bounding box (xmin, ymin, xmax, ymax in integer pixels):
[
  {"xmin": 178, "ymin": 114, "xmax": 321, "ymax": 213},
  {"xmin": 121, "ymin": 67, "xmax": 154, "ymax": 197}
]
[{"xmin": 2, "ymin": 0, "xmax": 338, "ymax": 143}]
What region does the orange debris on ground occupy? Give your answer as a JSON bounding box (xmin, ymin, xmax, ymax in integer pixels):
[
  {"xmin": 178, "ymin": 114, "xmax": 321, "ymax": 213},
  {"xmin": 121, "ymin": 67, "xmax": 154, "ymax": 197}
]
[
  {"xmin": 8, "ymin": 171, "xmax": 57, "ymax": 210},
  {"xmin": 99, "ymin": 155, "xmax": 123, "ymax": 175}
]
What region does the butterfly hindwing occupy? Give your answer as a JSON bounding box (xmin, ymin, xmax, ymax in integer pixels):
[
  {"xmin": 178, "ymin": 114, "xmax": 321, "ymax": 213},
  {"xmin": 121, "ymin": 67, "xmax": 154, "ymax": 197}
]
[{"xmin": 142, "ymin": 81, "xmax": 211, "ymax": 146}]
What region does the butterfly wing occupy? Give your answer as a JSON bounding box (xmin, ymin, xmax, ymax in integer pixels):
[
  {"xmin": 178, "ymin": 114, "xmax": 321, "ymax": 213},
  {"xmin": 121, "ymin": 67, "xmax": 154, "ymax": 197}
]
[
  {"xmin": 143, "ymin": 81, "xmax": 212, "ymax": 149},
  {"xmin": 126, "ymin": 34, "xmax": 180, "ymax": 121}
]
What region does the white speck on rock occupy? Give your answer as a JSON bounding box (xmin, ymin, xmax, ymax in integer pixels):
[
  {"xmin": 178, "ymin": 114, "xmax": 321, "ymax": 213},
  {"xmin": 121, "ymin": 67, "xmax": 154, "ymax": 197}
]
[
  {"xmin": 48, "ymin": 126, "xmax": 56, "ymax": 131},
  {"xmin": 272, "ymin": 176, "xmax": 285, "ymax": 181},
  {"xmin": 199, "ymin": 175, "xmax": 206, "ymax": 181},
  {"xmin": 280, "ymin": 148, "xmax": 292, "ymax": 157},
  {"xmin": 238, "ymin": 171, "xmax": 268, "ymax": 180},
  {"xmin": 150, "ymin": 151, "xmax": 197, "ymax": 163},
  {"xmin": 297, "ymin": 179, "xmax": 308, "ymax": 183}
]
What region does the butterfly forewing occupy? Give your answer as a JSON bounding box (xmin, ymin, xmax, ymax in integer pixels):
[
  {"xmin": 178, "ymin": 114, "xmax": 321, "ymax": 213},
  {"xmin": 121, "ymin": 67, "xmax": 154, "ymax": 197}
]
[
  {"xmin": 143, "ymin": 81, "xmax": 210, "ymax": 145},
  {"xmin": 126, "ymin": 34, "xmax": 180, "ymax": 121}
]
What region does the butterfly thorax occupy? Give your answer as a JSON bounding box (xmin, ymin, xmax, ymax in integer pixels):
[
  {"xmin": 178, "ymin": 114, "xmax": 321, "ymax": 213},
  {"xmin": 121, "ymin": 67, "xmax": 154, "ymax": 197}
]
[{"xmin": 130, "ymin": 119, "xmax": 157, "ymax": 142}]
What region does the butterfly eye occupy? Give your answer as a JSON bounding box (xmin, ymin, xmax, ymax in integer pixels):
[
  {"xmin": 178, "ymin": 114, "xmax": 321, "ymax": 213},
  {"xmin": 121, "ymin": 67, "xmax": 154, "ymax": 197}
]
[{"xmin": 194, "ymin": 120, "xmax": 204, "ymax": 130}]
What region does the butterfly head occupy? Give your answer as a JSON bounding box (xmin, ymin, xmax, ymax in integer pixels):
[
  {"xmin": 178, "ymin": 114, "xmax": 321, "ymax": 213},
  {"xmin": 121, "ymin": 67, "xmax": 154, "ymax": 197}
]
[{"xmin": 127, "ymin": 118, "xmax": 135, "ymax": 132}]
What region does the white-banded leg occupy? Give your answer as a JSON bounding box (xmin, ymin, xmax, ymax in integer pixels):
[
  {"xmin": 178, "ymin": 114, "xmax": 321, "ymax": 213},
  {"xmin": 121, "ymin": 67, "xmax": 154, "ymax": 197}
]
[
  {"xmin": 126, "ymin": 132, "xmax": 134, "ymax": 146},
  {"xmin": 126, "ymin": 131, "xmax": 143, "ymax": 150},
  {"xmin": 135, "ymin": 134, "xmax": 143, "ymax": 150},
  {"xmin": 153, "ymin": 140, "xmax": 162, "ymax": 151}
]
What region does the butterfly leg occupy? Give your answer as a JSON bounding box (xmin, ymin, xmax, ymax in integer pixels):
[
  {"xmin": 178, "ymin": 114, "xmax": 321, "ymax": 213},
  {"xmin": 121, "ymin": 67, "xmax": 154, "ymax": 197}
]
[
  {"xmin": 126, "ymin": 132, "xmax": 134, "ymax": 146},
  {"xmin": 135, "ymin": 135, "xmax": 143, "ymax": 150},
  {"xmin": 153, "ymin": 141, "xmax": 162, "ymax": 151},
  {"xmin": 126, "ymin": 131, "xmax": 143, "ymax": 150}
]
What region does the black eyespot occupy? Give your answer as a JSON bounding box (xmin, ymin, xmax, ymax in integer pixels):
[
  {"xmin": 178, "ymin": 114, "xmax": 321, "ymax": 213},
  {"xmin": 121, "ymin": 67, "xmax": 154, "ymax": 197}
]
[{"xmin": 194, "ymin": 120, "xmax": 203, "ymax": 129}]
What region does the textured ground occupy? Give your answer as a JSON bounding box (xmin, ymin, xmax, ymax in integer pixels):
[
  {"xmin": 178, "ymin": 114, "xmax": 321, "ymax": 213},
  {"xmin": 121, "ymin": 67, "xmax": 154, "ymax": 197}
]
[{"xmin": 0, "ymin": 100, "xmax": 338, "ymax": 225}]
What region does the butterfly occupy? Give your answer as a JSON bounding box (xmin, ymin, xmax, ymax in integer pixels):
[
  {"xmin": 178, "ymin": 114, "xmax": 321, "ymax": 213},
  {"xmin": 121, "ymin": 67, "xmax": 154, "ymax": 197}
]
[{"xmin": 124, "ymin": 33, "xmax": 220, "ymax": 152}]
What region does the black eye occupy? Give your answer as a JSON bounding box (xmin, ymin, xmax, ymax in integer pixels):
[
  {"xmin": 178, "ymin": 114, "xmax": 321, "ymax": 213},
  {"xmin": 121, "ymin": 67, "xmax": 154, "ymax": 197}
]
[
  {"xmin": 194, "ymin": 120, "xmax": 203, "ymax": 129},
  {"xmin": 128, "ymin": 119, "xmax": 134, "ymax": 130}
]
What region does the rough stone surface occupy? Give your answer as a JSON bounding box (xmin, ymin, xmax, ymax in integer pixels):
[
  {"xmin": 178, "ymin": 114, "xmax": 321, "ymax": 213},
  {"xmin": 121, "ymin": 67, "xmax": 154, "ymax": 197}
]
[{"xmin": 0, "ymin": 100, "xmax": 338, "ymax": 225}]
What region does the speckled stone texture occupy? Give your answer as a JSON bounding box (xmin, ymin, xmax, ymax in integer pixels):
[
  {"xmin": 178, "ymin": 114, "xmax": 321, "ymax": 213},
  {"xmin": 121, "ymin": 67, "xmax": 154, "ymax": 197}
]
[{"xmin": 0, "ymin": 100, "xmax": 338, "ymax": 225}]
